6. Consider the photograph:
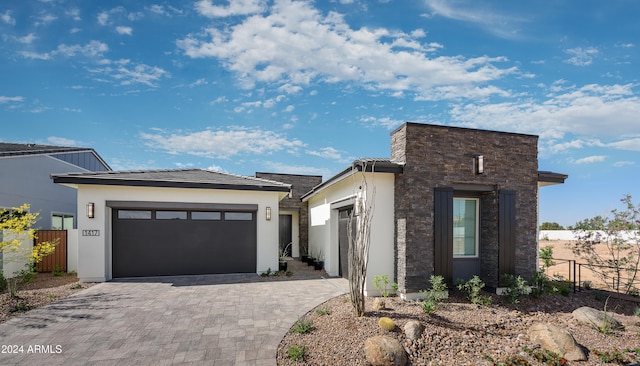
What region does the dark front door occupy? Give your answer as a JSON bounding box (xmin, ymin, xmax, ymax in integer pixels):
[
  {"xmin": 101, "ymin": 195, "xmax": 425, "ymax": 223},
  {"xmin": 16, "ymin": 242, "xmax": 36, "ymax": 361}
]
[
  {"xmin": 112, "ymin": 209, "xmax": 257, "ymax": 278},
  {"xmin": 279, "ymin": 214, "xmax": 292, "ymax": 256},
  {"xmin": 338, "ymin": 207, "xmax": 354, "ymax": 278}
]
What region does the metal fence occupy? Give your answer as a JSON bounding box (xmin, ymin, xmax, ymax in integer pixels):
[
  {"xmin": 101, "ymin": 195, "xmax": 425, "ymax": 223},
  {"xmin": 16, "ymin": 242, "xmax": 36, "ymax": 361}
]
[{"xmin": 543, "ymin": 257, "xmax": 640, "ymax": 295}]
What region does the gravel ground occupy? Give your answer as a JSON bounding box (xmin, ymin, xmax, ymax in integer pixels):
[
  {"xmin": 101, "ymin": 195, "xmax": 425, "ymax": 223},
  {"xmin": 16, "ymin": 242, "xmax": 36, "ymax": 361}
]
[
  {"xmin": 1, "ymin": 272, "xmax": 94, "ymax": 324},
  {"xmin": 277, "ymin": 290, "xmax": 640, "ymax": 365}
]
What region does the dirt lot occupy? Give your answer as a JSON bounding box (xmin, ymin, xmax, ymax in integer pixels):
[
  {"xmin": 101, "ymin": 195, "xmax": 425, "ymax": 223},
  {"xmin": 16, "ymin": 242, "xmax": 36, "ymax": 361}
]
[
  {"xmin": 1, "ymin": 272, "xmax": 94, "ymax": 323},
  {"xmin": 540, "ymin": 239, "xmax": 640, "ymax": 294}
]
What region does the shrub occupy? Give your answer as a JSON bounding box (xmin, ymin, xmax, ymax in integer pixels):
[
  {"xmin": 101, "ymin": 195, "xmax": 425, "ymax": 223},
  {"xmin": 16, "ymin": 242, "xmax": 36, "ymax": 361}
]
[
  {"xmin": 315, "ymin": 307, "xmax": 331, "ymax": 316},
  {"xmin": 457, "ymin": 275, "xmax": 492, "ymax": 305},
  {"xmin": 378, "ymin": 317, "xmax": 395, "ymax": 331},
  {"xmin": 539, "ymin": 245, "xmax": 555, "ymax": 269},
  {"xmin": 420, "ymin": 275, "xmax": 448, "ymax": 314},
  {"xmin": 70, "ymin": 283, "xmax": 83, "ymax": 290},
  {"xmin": 0, "ymin": 271, "xmax": 7, "ymax": 293},
  {"xmin": 290, "ymin": 319, "xmax": 313, "ymax": 334},
  {"xmin": 523, "ymin": 346, "xmax": 567, "ymax": 365},
  {"xmin": 52, "ymin": 265, "xmax": 64, "ymax": 277},
  {"xmin": 288, "ymin": 345, "xmax": 306, "ymax": 361},
  {"xmin": 501, "ymin": 274, "xmax": 530, "ymax": 305},
  {"xmin": 373, "ymin": 274, "xmax": 392, "ymax": 297}
]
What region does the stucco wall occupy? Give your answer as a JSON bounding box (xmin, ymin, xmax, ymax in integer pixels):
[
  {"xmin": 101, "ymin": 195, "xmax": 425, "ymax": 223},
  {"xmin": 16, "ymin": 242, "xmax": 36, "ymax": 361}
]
[
  {"xmin": 75, "ymin": 185, "xmax": 282, "ymax": 282},
  {"xmin": 0, "ymin": 155, "xmax": 86, "ymax": 229},
  {"xmin": 391, "ymin": 123, "xmax": 539, "ymax": 293},
  {"xmin": 255, "ymin": 173, "xmax": 321, "ymax": 257},
  {"xmin": 306, "ymin": 171, "xmax": 395, "ymax": 295}
]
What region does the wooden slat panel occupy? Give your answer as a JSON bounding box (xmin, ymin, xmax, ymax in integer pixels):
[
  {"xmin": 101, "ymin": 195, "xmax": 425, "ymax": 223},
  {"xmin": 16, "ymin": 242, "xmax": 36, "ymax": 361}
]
[
  {"xmin": 434, "ymin": 187, "xmax": 454, "ymax": 284},
  {"xmin": 35, "ymin": 230, "xmax": 67, "ymax": 273},
  {"xmin": 498, "ymin": 190, "xmax": 516, "ymax": 283}
]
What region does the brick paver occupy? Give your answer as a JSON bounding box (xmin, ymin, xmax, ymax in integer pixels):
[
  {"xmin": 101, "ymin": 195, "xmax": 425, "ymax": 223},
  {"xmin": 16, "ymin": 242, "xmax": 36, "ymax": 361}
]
[{"xmin": 0, "ymin": 262, "xmax": 348, "ymax": 365}]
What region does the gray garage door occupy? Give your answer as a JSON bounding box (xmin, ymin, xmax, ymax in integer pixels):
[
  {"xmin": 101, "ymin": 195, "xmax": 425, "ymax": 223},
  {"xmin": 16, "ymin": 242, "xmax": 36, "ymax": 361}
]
[{"xmin": 112, "ymin": 208, "xmax": 257, "ymax": 278}]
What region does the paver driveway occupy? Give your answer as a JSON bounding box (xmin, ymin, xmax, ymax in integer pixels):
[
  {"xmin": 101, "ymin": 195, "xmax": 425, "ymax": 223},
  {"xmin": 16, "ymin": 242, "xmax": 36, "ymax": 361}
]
[{"xmin": 0, "ymin": 272, "xmax": 348, "ymax": 366}]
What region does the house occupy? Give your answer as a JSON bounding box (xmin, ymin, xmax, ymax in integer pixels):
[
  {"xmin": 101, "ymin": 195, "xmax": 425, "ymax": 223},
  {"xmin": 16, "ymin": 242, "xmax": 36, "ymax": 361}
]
[
  {"xmin": 303, "ymin": 123, "xmax": 567, "ymax": 299},
  {"xmin": 50, "ymin": 123, "xmax": 566, "ymax": 291},
  {"xmin": 51, "ymin": 169, "xmax": 291, "ymax": 282},
  {"xmin": 0, "ymin": 142, "xmax": 110, "ymax": 230}
]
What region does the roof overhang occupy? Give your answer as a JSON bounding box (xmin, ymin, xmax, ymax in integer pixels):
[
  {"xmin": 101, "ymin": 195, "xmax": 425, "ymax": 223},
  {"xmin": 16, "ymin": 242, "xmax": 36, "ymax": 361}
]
[
  {"xmin": 538, "ymin": 171, "xmax": 568, "ymax": 187},
  {"xmin": 301, "ymin": 159, "xmax": 404, "ymax": 201},
  {"xmin": 51, "ymin": 169, "xmax": 291, "ymax": 193}
]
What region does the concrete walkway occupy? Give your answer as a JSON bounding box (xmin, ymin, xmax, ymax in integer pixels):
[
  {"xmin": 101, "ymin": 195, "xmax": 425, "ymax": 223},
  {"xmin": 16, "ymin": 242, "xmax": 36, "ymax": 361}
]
[{"xmin": 0, "ymin": 264, "xmax": 348, "ymax": 365}]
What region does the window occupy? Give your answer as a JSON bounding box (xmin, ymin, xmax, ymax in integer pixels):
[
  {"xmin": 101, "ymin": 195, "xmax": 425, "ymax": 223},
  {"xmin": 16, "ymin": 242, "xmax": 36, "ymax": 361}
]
[
  {"xmin": 156, "ymin": 211, "xmax": 187, "ymax": 220},
  {"xmin": 191, "ymin": 211, "xmax": 221, "ymax": 220},
  {"xmin": 224, "ymin": 212, "xmax": 253, "ymax": 221},
  {"xmin": 117, "ymin": 210, "xmax": 152, "ymax": 219},
  {"xmin": 52, "ymin": 213, "xmax": 74, "ymax": 230},
  {"xmin": 453, "ymin": 198, "xmax": 479, "ymax": 258}
]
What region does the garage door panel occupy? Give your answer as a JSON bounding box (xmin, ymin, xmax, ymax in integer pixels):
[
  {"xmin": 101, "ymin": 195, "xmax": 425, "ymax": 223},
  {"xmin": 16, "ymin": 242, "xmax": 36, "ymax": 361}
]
[{"xmin": 113, "ymin": 209, "xmax": 257, "ymax": 278}]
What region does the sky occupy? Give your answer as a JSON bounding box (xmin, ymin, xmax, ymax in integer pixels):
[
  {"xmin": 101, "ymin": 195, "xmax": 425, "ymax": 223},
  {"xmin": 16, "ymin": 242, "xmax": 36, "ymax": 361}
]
[{"xmin": 0, "ymin": 0, "xmax": 638, "ymax": 227}]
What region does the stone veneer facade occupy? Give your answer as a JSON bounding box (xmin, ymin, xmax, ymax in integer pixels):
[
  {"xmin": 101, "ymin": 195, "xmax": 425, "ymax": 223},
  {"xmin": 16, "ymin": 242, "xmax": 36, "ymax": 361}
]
[
  {"xmin": 255, "ymin": 172, "xmax": 322, "ymax": 256},
  {"xmin": 390, "ymin": 123, "xmax": 539, "ymax": 293}
]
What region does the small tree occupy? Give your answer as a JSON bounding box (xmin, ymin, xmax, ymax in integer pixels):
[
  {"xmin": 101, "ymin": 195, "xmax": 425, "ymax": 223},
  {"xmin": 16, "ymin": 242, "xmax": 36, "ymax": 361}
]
[
  {"xmin": 540, "ymin": 222, "xmax": 564, "ymax": 230},
  {"xmin": 571, "ymin": 195, "xmax": 640, "ymax": 294},
  {"xmin": 347, "ymin": 160, "xmax": 376, "ymax": 317},
  {"xmin": 0, "ymin": 204, "xmax": 57, "ymax": 297}
]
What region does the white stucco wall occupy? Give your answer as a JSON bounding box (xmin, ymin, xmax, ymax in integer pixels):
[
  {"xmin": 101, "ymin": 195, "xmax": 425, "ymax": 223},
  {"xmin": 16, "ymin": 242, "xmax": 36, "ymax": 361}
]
[
  {"xmin": 1, "ymin": 231, "xmax": 32, "ymax": 278},
  {"xmin": 306, "ymin": 171, "xmax": 395, "ymax": 296},
  {"xmin": 74, "ymin": 184, "xmax": 283, "ymax": 282},
  {"xmin": 67, "ymin": 229, "xmax": 78, "ymax": 273}
]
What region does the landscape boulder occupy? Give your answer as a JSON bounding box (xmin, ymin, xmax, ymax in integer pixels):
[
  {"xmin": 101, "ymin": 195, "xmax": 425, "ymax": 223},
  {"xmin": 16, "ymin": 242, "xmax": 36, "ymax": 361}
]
[
  {"xmin": 403, "ymin": 320, "xmax": 425, "ymax": 341},
  {"xmin": 373, "ymin": 297, "xmax": 386, "ymax": 311},
  {"xmin": 572, "ymin": 306, "xmax": 623, "ymax": 331},
  {"xmin": 528, "ymin": 322, "xmax": 587, "ymax": 361},
  {"xmin": 364, "ymin": 335, "xmax": 407, "ymax": 366}
]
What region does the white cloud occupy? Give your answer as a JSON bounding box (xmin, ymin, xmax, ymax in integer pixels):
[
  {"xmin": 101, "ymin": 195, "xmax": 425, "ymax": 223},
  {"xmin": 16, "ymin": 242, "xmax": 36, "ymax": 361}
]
[
  {"xmin": 97, "ymin": 6, "xmax": 126, "ymax": 26},
  {"xmin": 449, "ymin": 83, "xmax": 640, "ymax": 145},
  {"xmin": 139, "ymin": 127, "xmax": 306, "ymax": 159},
  {"xmin": 0, "ymin": 96, "xmax": 24, "ymax": 103},
  {"xmin": 35, "ymin": 13, "xmax": 57, "ymax": 26},
  {"xmin": 422, "ymin": 0, "xmax": 527, "ymax": 40},
  {"xmin": 262, "ymin": 161, "xmax": 331, "ymax": 177},
  {"xmin": 359, "ymin": 116, "xmax": 404, "ymax": 129},
  {"xmin": 306, "ymin": 147, "xmax": 344, "ymax": 161},
  {"xmin": 55, "ymin": 40, "xmax": 109, "ymax": 57},
  {"xmin": 1, "ymin": 10, "xmax": 16, "ymax": 25},
  {"xmin": 147, "ymin": 4, "xmax": 183, "ymax": 16},
  {"xmin": 608, "ymin": 138, "xmax": 640, "ymax": 152},
  {"xmin": 564, "ymin": 47, "xmax": 599, "ymax": 66},
  {"xmin": 614, "ymin": 161, "xmax": 635, "ymax": 167},
  {"xmin": 177, "ymin": 0, "xmax": 515, "ymax": 100},
  {"xmin": 47, "ymin": 136, "xmax": 78, "ymax": 146},
  {"xmin": 66, "ymin": 8, "xmax": 81, "ymax": 21},
  {"xmin": 572, "ymin": 155, "xmax": 606, "ymax": 164},
  {"xmin": 189, "ymin": 78, "xmax": 208, "ymax": 87},
  {"xmin": 195, "ymin": 0, "xmax": 266, "ymax": 18},
  {"xmin": 17, "ymin": 33, "xmax": 37, "ymax": 44},
  {"xmin": 116, "ymin": 26, "xmax": 133, "ymax": 35}
]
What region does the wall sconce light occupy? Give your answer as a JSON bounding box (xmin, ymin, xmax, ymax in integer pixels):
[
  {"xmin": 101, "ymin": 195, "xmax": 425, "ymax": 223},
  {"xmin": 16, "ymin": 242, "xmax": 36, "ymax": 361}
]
[
  {"xmin": 266, "ymin": 206, "xmax": 271, "ymax": 221},
  {"xmin": 86, "ymin": 202, "xmax": 95, "ymax": 219},
  {"xmin": 475, "ymin": 155, "xmax": 484, "ymax": 174}
]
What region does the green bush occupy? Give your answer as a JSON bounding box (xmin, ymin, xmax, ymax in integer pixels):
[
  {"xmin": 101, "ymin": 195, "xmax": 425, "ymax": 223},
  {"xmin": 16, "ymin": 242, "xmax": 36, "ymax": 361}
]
[
  {"xmin": 290, "ymin": 319, "xmax": 313, "ymax": 334},
  {"xmin": 288, "ymin": 345, "xmax": 306, "ymax": 361},
  {"xmin": 457, "ymin": 276, "xmax": 491, "ymax": 305},
  {"xmin": 52, "ymin": 265, "xmax": 64, "ymax": 277},
  {"xmin": 373, "ymin": 274, "xmax": 392, "ymax": 297},
  {"xmin": 0, "ymin": 271, "xmax": 7, "ymax": 293},
  {"xmin": 502, "ymin": 274, "xmax": 530, "ymax": 305},
  {"xmin": 315, "ymin": 307, "xmax": 331, "ymax": 316},
  {"xmin": 420, "ymin": 275, "xmax": 448, "ymax": 314}
]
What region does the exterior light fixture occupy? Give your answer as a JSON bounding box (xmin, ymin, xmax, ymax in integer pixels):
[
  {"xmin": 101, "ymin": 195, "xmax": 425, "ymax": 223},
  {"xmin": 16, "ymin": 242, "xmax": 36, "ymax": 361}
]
[
  {"xmin": 86, "ymin": 202, "xmax": 95, "ymax": 219},
  {"xmin": 266, "ymin": 206, "xmax": 271, "ymax": 221},
  {"xmin": 475, "ymin": 155, "xmax": 484, "ymax": 174}
]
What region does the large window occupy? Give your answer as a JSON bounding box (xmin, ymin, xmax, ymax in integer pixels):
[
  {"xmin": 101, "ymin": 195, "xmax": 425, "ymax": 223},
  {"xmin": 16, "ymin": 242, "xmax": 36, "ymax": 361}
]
[
  {"xmin": 52, "ymin": 213, "xmax": 74, "ymax": 230},
  {"xmin": 453, "ymin": 198, "xmax": 479, "ymax": 258}
]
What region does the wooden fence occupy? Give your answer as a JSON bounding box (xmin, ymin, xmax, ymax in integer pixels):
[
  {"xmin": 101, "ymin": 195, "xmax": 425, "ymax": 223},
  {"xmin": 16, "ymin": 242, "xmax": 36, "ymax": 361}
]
[{"xmin": 35, "ymin": 230, "xmax": 67, "ymax": 272}]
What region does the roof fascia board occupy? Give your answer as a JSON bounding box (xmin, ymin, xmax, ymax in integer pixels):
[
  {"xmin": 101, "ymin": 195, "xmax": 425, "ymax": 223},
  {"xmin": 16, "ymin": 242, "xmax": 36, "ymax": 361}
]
[{"xmin": 52, "ymin": 176, "xmax": 291, "ymax": 192}]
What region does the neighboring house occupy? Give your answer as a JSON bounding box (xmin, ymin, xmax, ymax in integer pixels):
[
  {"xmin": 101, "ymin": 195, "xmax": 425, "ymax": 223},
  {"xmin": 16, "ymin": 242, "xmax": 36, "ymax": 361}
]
[
  {"xmin": 0, "ymin": 142, "xmax": 110, "ymax": 230},
  {"xmin": 303, "ymin": 123, "xmax": 567, "ymax": 299},
  {"xmin": 255, "ymin": 172, "xmax": 322, "ymax": 258},
  {"xmin": 52, "ymin": 169, "xmax": 291, "ymax": 282}
]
